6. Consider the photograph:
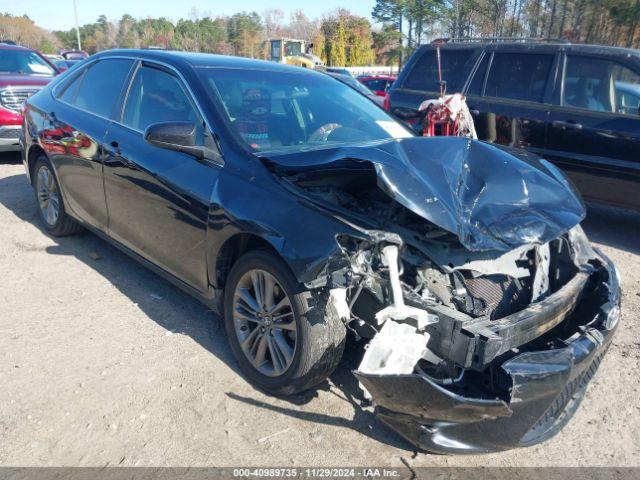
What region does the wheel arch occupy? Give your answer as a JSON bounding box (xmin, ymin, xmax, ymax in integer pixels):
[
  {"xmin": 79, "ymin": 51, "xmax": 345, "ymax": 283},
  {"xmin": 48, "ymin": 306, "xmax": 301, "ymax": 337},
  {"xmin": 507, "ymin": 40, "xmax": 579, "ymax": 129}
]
[
  {"xmin": 26, "ymin": 144, "xmax": 47, "ymax": 185},
  {"xmin": 213, "ymin": 232, "xmax": 285, "ymax": 290}
]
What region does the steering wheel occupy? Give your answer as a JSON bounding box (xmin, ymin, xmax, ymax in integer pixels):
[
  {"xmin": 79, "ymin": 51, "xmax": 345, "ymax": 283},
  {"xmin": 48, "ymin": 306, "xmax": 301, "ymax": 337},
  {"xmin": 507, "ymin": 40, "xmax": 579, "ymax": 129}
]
[{"xmin": 309, "ymin": 123, "xmax": 343, "ymax": 142}]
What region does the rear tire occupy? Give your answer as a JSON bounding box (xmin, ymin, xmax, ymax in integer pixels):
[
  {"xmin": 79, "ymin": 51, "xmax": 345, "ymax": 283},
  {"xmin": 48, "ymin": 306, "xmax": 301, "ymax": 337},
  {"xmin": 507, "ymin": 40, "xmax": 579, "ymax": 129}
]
[
  {"xmin": 223, "ymin": 250, "xmax": 346, "ymax": 396},
  {"xmin": 33, "ymin": 155, "xmax": 83, "ymax": 236}
]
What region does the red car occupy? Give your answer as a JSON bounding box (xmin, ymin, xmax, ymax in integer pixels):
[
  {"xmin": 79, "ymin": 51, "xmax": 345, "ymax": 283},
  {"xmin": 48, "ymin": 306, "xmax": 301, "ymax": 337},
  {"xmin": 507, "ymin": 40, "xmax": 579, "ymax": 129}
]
[
  {"xmin": 0, "ymin": 43, "xmax": 59, "ymax": 152},
  {"xmin": 357, "ymin": 75, "xmax": 397, "ymax": 97}
]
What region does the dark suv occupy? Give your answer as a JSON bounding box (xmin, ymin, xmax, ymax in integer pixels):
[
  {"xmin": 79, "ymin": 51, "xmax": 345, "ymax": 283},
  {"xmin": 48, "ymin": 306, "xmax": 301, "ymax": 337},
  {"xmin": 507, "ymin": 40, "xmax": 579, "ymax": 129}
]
[{"xmin": 387, "ymin": 40, "xmax": 640, "ymax": 211}]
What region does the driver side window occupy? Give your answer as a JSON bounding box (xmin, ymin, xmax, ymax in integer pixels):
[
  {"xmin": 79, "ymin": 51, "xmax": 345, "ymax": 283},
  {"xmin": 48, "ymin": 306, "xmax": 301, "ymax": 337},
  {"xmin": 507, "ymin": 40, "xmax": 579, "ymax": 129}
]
[{"xmin": 123, "ymin": 65, "xmax": 204, "ymax": 142}]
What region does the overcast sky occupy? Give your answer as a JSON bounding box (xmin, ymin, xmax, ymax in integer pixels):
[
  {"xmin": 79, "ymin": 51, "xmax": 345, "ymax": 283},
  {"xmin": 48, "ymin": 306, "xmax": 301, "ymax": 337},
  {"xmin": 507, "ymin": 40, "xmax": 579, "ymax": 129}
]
[{"xmin": 1, "ymin": 0, "xmax": 375, "ymax": 31}]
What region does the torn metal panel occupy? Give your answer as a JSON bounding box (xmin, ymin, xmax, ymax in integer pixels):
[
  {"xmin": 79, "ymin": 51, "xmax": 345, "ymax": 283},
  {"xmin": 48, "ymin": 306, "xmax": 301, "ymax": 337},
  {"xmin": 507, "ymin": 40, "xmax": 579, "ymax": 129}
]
[
  {"xmin": 263, "ymin": 136, "xmax": 586, "ymax": 252},
  {"xmin": 450, "ymin": 243, "xmax": 533, "ymax": 278}
]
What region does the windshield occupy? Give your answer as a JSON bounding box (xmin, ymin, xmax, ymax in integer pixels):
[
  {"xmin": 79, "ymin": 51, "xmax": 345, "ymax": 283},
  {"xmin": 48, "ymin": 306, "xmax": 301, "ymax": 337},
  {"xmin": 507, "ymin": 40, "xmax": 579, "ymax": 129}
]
[
  {"xmin": 284, "ymin": 41, "xmax": 302, "ymax": 57},
  {"xmin": 0, "ymin": 49, "xmax": 56, "ymax": 76},
  {"xmin": 334, "ymin": 73, "xmax": 376, "ymax": 98},
  {"xmin": 198, "ymin": 67, "xmax": 411, "ymax": 153}
]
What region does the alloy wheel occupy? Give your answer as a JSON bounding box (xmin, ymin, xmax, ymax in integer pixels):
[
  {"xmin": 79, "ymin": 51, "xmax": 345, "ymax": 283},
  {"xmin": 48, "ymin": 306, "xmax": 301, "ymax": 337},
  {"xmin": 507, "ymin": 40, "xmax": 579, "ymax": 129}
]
[
  {"xmin": 36, "ymin": 165, "xmax": 60, "ymax": 227},
  {"xmin": 232, "ymin": 269, "xmax": 297, "ymax": 377}
]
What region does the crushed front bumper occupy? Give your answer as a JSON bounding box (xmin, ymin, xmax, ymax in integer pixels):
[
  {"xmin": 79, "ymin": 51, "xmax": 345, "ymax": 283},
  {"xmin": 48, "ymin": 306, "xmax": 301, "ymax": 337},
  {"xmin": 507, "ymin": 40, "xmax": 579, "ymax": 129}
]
[{"xmin": 355, "ymin": 251, "xmax": 621, "ymax": 454}]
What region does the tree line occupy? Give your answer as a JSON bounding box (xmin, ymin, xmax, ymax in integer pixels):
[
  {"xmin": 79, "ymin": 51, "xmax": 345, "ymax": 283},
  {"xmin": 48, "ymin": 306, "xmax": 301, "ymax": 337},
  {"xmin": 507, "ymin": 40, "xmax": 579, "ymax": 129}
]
[
  {"xmin": 373, "ymin": 0, "xmax": 640, "ymax": 65},
  {"xmin": 0, "ymin": 14, "xmax": 59, "ymax": 53},
  {"xmin": 50, "ymin": 9, "xmax": 379, "ymax": 67}
]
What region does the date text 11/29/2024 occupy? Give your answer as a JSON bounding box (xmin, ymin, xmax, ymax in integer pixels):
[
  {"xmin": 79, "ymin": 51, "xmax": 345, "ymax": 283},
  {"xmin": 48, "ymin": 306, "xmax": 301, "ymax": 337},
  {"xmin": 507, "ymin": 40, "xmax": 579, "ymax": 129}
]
[{"xmin": 232, "ymin": 468, "xmax": 401, "ymax": 478}]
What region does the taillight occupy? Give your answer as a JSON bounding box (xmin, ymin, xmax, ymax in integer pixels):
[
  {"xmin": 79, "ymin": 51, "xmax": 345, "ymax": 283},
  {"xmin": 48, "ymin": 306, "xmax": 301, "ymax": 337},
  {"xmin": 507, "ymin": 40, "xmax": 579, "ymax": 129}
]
[{"xmin": 383, "ymin": 93, "xmax": 390, "ymax": 111}]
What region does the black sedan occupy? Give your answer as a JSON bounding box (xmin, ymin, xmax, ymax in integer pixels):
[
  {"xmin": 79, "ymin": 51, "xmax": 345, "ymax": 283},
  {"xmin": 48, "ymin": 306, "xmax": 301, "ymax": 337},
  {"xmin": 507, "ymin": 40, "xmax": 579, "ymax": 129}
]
[{"xmin": 22, "ymin": 49, "xmax": 621, "ymax": 454}]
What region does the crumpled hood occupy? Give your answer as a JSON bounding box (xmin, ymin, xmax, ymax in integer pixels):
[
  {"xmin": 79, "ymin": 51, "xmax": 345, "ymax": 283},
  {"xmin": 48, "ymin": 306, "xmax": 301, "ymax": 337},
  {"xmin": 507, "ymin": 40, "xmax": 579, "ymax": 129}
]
[{"xmin": 263, "ymin": 136, "xmax": 586, "ymax": 252}]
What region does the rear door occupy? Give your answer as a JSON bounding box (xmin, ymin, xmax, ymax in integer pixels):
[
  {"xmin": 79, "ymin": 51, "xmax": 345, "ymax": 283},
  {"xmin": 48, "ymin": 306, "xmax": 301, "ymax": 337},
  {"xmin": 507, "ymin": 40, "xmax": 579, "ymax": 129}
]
[
  {"xmin": 469, "ymin": 49, "xmax": 558, "ymax": 157},
  {"xmin": 545, "ymin": 53, "xmax": 640, "ymax": 209},
  {"xmin": 47, "ymin": 58, "xmax": 135, "ymax": 229}
]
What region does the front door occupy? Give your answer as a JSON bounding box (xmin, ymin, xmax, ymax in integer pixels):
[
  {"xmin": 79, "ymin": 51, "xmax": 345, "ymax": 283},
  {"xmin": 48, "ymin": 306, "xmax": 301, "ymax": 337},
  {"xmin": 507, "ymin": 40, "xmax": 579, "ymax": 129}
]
[{"xmin": 102, "ymin": 62, "xmax": 219, "ymax": 292}]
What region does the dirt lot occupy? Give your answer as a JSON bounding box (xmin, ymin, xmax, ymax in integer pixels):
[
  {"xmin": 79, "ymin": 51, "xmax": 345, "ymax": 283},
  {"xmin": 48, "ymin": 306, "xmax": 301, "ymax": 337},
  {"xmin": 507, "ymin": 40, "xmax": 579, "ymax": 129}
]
[{"xmin": 0, "ymin": 152, "xmax": 639, "ymax": 468}]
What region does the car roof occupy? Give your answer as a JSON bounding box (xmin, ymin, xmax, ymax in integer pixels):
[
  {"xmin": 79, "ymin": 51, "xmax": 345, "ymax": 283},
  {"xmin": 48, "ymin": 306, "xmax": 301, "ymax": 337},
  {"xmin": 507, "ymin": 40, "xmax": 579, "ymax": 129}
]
[
  {"xmin": 94, "ymin": 49, "xmax": 320, "ymax": 74},
  {"xmin": 418, "ymin": 41, "xmax": 640, "ymax": 58},
  {"xmin": 0, "ymin": 43, "xmax": 36, "ymax": 52}
]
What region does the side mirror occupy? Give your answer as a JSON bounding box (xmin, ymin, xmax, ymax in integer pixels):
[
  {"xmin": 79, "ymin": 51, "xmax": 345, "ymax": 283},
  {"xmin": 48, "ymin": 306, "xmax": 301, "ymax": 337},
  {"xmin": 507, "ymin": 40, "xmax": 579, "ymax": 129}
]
[
  {"xmin": 374, "ymin": 90, "xmax": 386, "ymax": 97},
  {"xmin": 144, "ymin": 121, "xmax": 204, "ymax": 159}
]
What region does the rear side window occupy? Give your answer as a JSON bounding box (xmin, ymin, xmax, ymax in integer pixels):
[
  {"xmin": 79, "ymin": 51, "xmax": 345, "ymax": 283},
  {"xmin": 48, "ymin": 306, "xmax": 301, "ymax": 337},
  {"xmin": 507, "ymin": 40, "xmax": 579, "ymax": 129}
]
[
  {"xmin": 485, "ymin": 53, "xmax": 553, "ymax": 103},
  {"xmin": 403, "ymin": 49, "xmax": 476, "ymax": 93},
  {"xmin": 57, "ymin": 69, "xmax": 85, "ymax": 104},
  {"xmin": 71, "ymin": 59, "xmax": 134, "ymax": 117},
  {"xmin": 564, "ymin": 55, "xmax": 640, "ymax": 115}
]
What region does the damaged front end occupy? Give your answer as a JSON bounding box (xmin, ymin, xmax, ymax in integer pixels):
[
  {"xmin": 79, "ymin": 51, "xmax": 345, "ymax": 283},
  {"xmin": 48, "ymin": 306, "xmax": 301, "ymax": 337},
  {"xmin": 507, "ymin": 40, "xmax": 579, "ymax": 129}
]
[
  {"xmin": 355, "ymin": 242, "xmax": 620, "ymax": 453},
  {"xmin": 262, "ymin": 137, "xmax": 621, "ymax": 453}
]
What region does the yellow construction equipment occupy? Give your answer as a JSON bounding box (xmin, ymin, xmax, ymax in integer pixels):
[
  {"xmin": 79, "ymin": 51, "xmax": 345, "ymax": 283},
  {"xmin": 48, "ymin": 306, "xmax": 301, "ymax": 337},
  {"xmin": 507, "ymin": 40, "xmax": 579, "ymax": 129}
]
[{"xmin": 266, "ymin": 38, "xmax": 324, "ymax": 69}]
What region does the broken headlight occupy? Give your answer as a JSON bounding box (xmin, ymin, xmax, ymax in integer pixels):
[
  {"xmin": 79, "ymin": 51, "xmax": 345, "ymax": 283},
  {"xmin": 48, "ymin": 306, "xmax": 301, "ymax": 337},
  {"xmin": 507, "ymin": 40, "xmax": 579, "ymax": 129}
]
[{"xmin": 567, "ymin": 224, "xmax": 596, "ymax": 266}]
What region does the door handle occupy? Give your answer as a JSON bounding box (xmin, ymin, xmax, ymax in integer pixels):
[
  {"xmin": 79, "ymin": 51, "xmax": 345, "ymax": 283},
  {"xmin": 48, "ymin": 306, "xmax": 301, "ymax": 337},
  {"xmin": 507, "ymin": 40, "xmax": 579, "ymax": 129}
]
[
  {"xmin": 552, "ymin": 120, "xmax": 583, "ymax": 130},
  {"xmin": 108, "ymin": 140, "xmax": 123, "ymax": 156},
  {"xmin": 104, "ymin": 140, "xmax": 135, "ymax": 168}
]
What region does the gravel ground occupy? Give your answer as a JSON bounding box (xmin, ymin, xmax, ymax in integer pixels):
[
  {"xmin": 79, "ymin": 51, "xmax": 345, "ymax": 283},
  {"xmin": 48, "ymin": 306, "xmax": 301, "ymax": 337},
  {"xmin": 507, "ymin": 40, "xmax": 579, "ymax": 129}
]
[{"xmin": 0, "ymin": 152, "xmax": 639, "ymax": 468}]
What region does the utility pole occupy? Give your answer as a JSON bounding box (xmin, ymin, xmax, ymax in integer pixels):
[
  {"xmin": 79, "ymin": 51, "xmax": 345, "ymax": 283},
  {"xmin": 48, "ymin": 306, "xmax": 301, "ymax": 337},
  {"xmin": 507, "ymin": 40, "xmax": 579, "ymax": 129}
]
[{"xmin": 73, "ymin": 0, "xmax": 82, "ymax": 51}]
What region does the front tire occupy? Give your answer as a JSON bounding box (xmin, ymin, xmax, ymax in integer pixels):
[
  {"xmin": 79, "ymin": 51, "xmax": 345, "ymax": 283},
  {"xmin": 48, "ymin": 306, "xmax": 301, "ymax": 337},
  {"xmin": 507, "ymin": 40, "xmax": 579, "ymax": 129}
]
[
  {"xmin": 33, "ymin": 155, "xmax": 83, "ymax": 236},
  {"xmin": 223, "ymin": 250, "xmax": 346, "ymax": 396}
]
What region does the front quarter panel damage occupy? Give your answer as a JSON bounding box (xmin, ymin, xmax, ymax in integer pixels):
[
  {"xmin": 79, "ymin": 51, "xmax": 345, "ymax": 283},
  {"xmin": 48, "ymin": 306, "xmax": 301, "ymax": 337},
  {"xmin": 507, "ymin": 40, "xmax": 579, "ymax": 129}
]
[{"xmin": 207, "ymin": 161, "xmax": 370, "ymax": 288}]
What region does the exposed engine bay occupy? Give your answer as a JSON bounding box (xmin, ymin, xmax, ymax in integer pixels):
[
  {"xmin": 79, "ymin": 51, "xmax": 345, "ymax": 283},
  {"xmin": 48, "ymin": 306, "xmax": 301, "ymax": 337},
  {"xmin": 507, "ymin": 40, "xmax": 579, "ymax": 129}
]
[
  {"xmin": 277, "ymin": 160, "xmax": 585, "ymax": 375},
  {"xmin": 288, "ymin": 163, "xmax": 574, "ymax": 319}
]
